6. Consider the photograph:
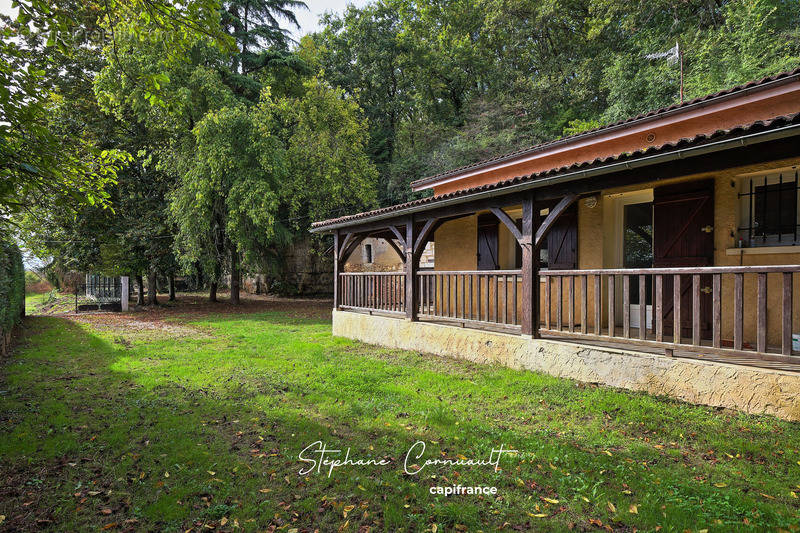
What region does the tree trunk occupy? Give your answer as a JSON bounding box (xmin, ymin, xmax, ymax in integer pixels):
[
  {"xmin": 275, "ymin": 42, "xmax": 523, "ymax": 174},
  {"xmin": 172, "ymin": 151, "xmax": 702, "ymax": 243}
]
[
  {"xmin": 136, "ymin": 275, "xmax": 145, "ymax": 306},
  {"xmin": 168, "ymin": 274, "xmax": 176, "ymax": 301},
  {"xmin": 209, "ymin": 282, "xmax": 218, "ymax": 302},
  {"xmin": 147, "ymin": 269, "xmax": 158, "ymax": 306},
  {"xmin": 230, "ymin": 249, "xmax": 240, "ymax": 305}
]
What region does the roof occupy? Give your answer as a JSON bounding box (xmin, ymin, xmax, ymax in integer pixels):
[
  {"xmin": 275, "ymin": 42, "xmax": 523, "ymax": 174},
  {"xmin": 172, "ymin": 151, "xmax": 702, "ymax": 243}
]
[
  {"xmin": 311, "ymin": 111, "xmax": 800, "ymax": 232},
  {"xmin": 410, "ymin": 67, "xmax": 800, "ymax": 190}
]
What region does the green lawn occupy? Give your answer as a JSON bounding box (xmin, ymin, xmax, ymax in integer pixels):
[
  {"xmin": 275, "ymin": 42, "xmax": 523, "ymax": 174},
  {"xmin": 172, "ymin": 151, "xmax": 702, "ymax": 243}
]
[{"xmin": 1, "ymin": 296, "xmax": 799, "ymax": 532}]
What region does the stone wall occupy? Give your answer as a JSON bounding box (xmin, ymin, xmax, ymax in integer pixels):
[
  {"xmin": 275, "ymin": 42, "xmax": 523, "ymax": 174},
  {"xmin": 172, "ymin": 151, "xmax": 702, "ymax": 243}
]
[
  {"xmin": 333, "ymin": 310, "xmax": 800, "ymax": 421},
  {"xmin": 240, "ymin": 237, "xmax": 333, "ymax": 296}
]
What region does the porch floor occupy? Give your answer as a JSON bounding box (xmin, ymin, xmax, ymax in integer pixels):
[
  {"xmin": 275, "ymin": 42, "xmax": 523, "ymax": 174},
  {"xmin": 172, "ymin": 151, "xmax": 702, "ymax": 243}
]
[{"xmin": 399, "ymin": 313, "xmax": 800, "ymax": 373}]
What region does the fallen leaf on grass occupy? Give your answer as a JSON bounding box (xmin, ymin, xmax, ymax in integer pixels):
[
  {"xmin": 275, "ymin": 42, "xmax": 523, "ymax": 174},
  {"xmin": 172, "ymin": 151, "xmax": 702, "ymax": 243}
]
[
  {"xmin": 713, "ymin": 483, "xmax": 727, "ymax": 488},
  {"xmin": 101, "ymin": 509, "xmax": 113, "ymax": 515},
  {"xmin": 607, "ymin": 502, "xmax": 616, "ymax": 513},
  {"xmin": 542, "ymin": 498, "xmax": 559, "ymax": 504},
  {"xmin": 629, "ymin": 504, "xmax": 638, "ymax": 514},
  {"xmin": 528, "ymin": 513, "xmax": 548, "ymax": 518},
  {"xmin": 343, "ymin": 504, "xmax": 355, "ymax": 518}
]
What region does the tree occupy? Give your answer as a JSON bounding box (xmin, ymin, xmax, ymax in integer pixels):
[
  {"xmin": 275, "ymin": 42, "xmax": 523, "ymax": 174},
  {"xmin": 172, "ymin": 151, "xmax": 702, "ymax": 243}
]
[
  {"xmin": 0, "ymin": 0, "xmax": 227, "ymax": 229},
  {"xmin": 171, "ymin": 78, "xmax": 377, "ymax": 303}
]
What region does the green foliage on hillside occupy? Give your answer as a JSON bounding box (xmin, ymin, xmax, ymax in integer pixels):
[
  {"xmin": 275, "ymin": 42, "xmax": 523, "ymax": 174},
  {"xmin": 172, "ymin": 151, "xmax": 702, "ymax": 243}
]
[{"xmin": 313, "ymin": 0, "xmax": 800, "ymax": 204}]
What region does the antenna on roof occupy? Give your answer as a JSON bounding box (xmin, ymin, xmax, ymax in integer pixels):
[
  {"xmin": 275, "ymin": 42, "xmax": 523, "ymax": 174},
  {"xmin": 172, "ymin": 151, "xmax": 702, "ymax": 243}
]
[{"xmin": 645, "ymin": 41, "xmax": 684, "ymax": 103}]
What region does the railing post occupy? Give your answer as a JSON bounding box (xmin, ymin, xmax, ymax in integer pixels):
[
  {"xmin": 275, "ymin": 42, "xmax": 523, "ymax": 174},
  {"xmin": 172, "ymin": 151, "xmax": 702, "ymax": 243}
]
[
  {"xmin": 521, "ymin": 194, "xmax": 539, "ymax": 337},
  {"xmin": 405, "ymin": 216, "xmax": 417, "ymax": 321},
  {"xmin": 333, "ymin": 230, "xmax": 340, "ymax": 310}
]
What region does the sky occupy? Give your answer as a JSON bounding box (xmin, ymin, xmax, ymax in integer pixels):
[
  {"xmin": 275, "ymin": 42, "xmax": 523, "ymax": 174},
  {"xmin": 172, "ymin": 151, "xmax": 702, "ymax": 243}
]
[{"xmin": 0, "ymin": 0, "xmax": 369, "ymax": 39}]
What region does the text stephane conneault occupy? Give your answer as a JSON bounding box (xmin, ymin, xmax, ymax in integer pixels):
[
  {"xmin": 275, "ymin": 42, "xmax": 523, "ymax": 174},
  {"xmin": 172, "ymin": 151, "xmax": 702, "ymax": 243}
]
[{"xmin": 298, "ymin": 440, "xmax": 517, "ymax": 478}]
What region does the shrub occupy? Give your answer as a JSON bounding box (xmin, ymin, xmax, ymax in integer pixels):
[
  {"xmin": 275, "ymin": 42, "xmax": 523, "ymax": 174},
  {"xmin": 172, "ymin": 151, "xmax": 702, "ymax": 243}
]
[{"xmin": 0, "ymin": 239, "xmax": 25, "ymax": 355}]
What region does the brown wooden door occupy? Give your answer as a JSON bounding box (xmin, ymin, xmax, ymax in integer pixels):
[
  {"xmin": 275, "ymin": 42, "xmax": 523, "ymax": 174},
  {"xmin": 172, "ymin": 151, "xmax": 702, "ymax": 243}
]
[{"xmin": 653, "ymin": 180, "xmax": 714, "ymax": 340}]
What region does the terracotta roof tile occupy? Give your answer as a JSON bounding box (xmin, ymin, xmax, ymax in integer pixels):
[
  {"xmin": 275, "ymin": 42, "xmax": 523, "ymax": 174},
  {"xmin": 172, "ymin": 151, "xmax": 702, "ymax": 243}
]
[{"xmin": 311, "ymin": 112, "xmax": 800, "ymax": 230}]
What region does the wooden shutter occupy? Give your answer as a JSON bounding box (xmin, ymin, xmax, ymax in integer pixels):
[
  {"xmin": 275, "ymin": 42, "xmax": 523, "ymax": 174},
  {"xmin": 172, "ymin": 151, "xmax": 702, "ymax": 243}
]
[
  {"xmin": 546, "ymin": 205, "xmax": 578, "ymax": 269},
  {"xmin": 477, "ymin": 214, "xmax": 499, "ymax": 270}
]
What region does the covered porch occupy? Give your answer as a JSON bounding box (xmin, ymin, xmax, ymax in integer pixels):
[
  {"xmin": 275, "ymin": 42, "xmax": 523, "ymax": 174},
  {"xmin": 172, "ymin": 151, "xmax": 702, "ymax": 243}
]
[{"xmin": 312, "ymin": 111, "xmax": 800, "ymax": 418}]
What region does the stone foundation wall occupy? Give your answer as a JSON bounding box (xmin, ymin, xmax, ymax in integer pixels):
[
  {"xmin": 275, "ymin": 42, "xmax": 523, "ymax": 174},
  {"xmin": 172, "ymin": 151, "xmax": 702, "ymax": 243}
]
[{"xmin": 332, "ymin": 310, "xmax": 800, "ymax": 421}]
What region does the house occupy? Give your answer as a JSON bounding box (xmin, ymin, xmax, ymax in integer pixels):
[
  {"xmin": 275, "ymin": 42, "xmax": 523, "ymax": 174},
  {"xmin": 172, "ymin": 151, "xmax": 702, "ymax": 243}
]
[{"xmin": 312, "ymin": 68, "xmax": 800, "ymax": 420}]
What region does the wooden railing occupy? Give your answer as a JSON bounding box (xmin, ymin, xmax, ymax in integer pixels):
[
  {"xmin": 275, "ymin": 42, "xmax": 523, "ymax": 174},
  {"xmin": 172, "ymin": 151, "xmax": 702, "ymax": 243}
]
[
  {"xmin": 339, "ymin": 272, "xmax": 405, "ymax": 314},
  {"xmin": 416, "ymin": 270, "xmax": 522, "ymax": 328},
  {"xmin": 338, "ymin": 266, "xmax": 798, "ymax": 360},
  {"xmin": 541, "ymin": 266, "xmax": 799, "ymax": 359}
]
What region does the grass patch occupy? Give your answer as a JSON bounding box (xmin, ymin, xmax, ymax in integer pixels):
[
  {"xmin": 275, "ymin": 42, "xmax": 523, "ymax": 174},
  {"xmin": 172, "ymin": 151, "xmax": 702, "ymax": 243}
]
[{"xmin": 1, "ymin": 297, "xmax": 799, "ymax": 532}]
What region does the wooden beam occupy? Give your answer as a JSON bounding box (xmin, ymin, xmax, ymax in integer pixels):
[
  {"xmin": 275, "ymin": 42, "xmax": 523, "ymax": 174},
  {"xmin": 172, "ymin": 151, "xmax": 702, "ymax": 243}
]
[
  {"xmin": 413, "ymin": 218, "xmax": 440, "ymax": 257},
  {"xmin": 388, "ymin": 225, "xmax": 406, "ymax": 249},
  {"xmin": 490, "ymin": 207, "xmax": 523, "ymax": 244},
  {"xmin": 535, "ymin": 193, "xmax": 578, "ymax": 249},
  {"xmin": 405, "ymin": 216, "xmax": 417, "ymax": 321},
  {"xmin": 384, "ymin": 238, "xmax": 406, "ymax": 263},
  {"xmin": 333, "ymin": 230, "xmax": 340, "ymax": 310},
  {"xmin": 520, "ymin": 194, "xmax": 539, "ymax": 337},
  {"xmin": 338, "ymin": 232, "xmax": 355, "ymax": 258},
  {"xmin": 340, "ymin": 235, "xmax": 366, "ymax": 264}
]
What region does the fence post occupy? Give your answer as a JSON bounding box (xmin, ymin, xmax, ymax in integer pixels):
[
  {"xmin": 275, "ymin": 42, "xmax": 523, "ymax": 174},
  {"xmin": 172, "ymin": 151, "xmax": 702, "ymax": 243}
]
[
  {"xmin": 120, "ymin": 276, "xmax": 129, "ymax": 312},
  {"xmin": 521, "ymin": 194, "xmax": 540, "ymax": 337},
  {"xmin": 405, "ymin": 216, "xmax": 417, "ymax": 321},
  {"xmin": 333, "ymin": 230, "xmax": 341, "ymax": 311}
]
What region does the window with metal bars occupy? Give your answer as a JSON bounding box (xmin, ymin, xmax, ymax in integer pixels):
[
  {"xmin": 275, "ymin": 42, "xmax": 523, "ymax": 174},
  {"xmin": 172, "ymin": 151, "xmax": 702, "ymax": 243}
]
[{"xmin": 737, "ymin": 171, "xmax": 800, "ymax": 246}]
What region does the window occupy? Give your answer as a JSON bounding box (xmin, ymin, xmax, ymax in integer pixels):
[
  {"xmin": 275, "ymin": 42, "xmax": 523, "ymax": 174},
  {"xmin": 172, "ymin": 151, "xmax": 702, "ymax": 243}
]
[
  {"xmin": 738, "ymin": 172, "xmax": 799, "ymax": 246},
  {"xmin": 363, "ymin": 243, "xmax": 373, "ymax": 264}
]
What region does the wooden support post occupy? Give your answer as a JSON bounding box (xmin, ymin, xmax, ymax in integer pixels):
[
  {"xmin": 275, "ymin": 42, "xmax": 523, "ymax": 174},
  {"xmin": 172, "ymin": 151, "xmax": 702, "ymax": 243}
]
[
  {"xmin": 405, "ymin": 216, "xmax": 417, "ymax": 320},
  {"xmin": 521, "ymin": 194, "xmax": 539, "ymax": 337},
  {"xmin": 333, "ymin": 230, "xmax": 340, "ymax": 310}
]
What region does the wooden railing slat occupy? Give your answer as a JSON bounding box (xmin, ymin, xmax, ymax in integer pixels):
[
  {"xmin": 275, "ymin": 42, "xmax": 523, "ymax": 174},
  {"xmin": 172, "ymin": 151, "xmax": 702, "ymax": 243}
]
[
  {"xmin": 692, "ymin": 274, "xmax": 700, "ymax": 347},
  {"xmin": 623, "ymin": 275, "xmax": 630, "ymax": 339},
  {"xmin": 673, "ymin": 274, "xmax": 681, "ymax": 345},
  {"xmin": 783, "ymin": 272, "xmax": 793, "ymax": 355},
  {"xmin": 594, "ymin": 275, "xmax": 601, "ymax": 336},
  {"xmin": 568, "ymin": 275, "xmax": 575, "ymax": 333},
  {"xmin": 581, "ymin": 275, "xmax": 588, "ymax": 334},
  {"xmin": 492, "ymin": 275, "xmax": 500, "ymax": 322},
  {"xmin": 513, "ymin": 274, "xmax": 518, "ymax": 325},
  {"xmin": 655, "ymin": 275, "xmax": 663, "ymax": 342},
  {"xmin": 484, "ymin": 274, "xmax": 489, "ymax": 322},
  {"xmin": 639, "ymin": 275, "xmax": 647, "ymax": 340},
  {"xmin": 608, "ymin": 275, "xmax": 615, "ymax": 338},
  {"xmin": 556, "ymin": 276, "xmax": 563, "ymax": 331},
  {"xmin": 712, "ymin": 274, "xmax": 721, "ymax": 348},
  {"xmin": 544, "ymin": 276, "xmax": 551, "ymax": 329},
  {"xmin": 757, "ymin": 272, "xmax": 767, "ymax": 353},
  {"xmin": 734, "ymin": 273, "xmax": 743, "ymax": 351}
]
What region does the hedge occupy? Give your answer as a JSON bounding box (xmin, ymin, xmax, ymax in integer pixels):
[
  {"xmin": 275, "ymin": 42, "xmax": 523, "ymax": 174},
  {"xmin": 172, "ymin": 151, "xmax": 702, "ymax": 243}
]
[{"xmin": 0, "ymin": 238, "xmax": 24, "ymax": 356}]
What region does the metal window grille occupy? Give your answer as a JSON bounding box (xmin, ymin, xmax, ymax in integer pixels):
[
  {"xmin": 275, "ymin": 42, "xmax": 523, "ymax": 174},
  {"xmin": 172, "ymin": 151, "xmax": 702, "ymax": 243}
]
[{"xmin": 737, "ymin": 171, "xmax": 800, "ymax": 246}]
